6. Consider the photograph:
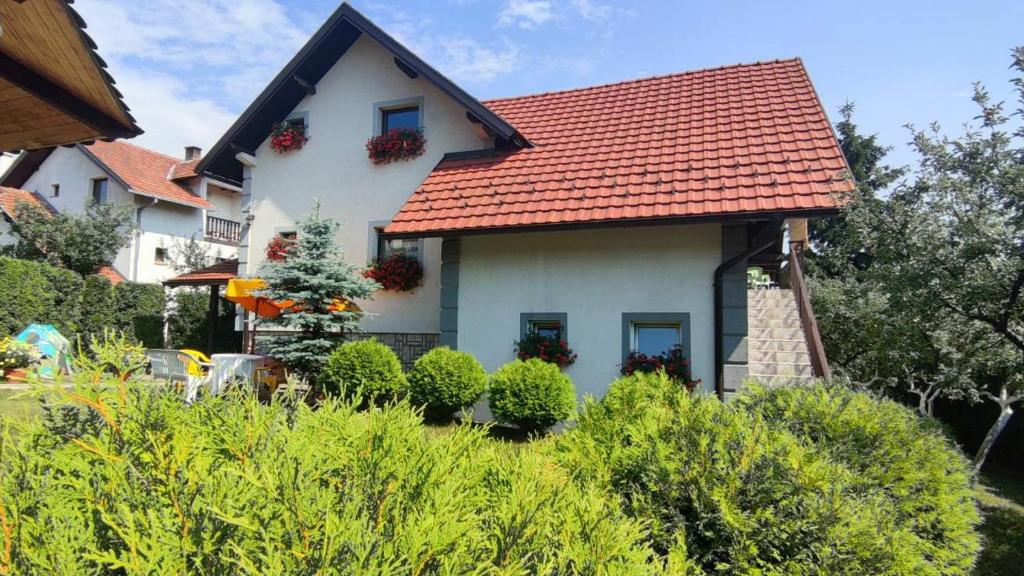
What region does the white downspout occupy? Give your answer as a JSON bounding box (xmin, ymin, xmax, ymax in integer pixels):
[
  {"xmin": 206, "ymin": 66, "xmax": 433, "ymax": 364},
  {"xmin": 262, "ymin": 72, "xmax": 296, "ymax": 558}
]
[{"xmin": 234, "ymin": 152, "xmax": 258, "ymax": 345}]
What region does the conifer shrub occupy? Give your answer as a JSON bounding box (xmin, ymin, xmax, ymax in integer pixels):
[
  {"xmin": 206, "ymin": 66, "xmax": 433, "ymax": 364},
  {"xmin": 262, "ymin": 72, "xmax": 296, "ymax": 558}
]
[
  {"xmin": 488, "ymin": 358, "xmax": 576, "ymax": 431},
  {"xmin": 738, "ymin": 384, "xmax": 981, "ymax": 575},
  {"xmin": 407, "ymin": 347, "xmax": 487, "ymax": 419},
  {"xmin": 0, "ymin": 374, "xmax": 666, "ymax": 574},
  {"xmin": 321, "ymin": 339, "xmax": 407, "ymax": 401},
  {"xmin": 556, "ymin": 372, "xmax": 978, "ymax": 575}
]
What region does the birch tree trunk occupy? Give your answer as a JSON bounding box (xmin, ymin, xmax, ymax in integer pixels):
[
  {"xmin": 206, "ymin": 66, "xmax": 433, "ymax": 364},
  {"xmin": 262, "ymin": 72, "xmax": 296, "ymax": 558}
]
[{"xmin": 974, "ymin": 386, "xmax": 1020, "ymax": 473}]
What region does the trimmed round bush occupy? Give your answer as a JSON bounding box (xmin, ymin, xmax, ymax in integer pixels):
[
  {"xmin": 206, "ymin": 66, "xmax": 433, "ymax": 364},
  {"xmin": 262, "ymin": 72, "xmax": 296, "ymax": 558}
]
[
  {"xmin": 321, "ymin": 339, "xmax": 407, "ymax": 401},
  {"xmin": 408, "ymin": 347, "xmax": 487, "ymax": 419},
  {"xmin": 488, "ymin": 358, "xmax": 576, "ymax": 431}
]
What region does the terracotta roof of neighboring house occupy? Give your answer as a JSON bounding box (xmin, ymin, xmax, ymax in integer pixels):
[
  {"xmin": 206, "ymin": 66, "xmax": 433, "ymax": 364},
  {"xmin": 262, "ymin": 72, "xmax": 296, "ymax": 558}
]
[
  {"xmin": 96, "ymin": 265, "xmax": 125, "ymax": 285},
  {"xmin": 0, "ymin": 186, "xmax": 125, "ymax": 283},
  {"xmin": 83, "ymin": 141, "xmax": 214, "ymax": 209},
  {"xmin": 163, "ymin": 259, "xmax": 239, "ymax": 287},
  {"xmin": 0, "ymin": 186, "xmax": 54, "ymax": 219},
  {"xmin": 386, "ymin": 59, "xmax": 853, "ymax": 235},
  {"xmin": 169, "ymin": 158, "xmax": 201, "ymax": 181}
]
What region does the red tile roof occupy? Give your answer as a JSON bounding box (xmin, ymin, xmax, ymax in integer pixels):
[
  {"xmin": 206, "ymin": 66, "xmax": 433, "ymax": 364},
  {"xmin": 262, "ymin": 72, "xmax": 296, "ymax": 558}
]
[
  {"xmin": 386, "ymin": 59, "xmax": 852, "ymax": 235},
  {"xmin": 0, "ymin": 186, "xmax": 54, "ymax": 219},
  {"xmin": 163, "ymin": 259, "xmax": 238, "ymax": 286},
  {"xmin": 96, "ymin": 265, "xmax": 126, "ymax": 285},
  {"xmin": 84, "ymin": 141, "xmax": 214, "ymax": 209},
  {"xmin": 169, "ymin": 158, "xmax": 200, "ymax": 181}
]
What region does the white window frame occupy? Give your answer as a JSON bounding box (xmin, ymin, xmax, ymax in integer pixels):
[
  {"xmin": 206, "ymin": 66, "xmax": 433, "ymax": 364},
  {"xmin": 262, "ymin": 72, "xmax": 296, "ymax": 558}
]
[{"xmin": 372, "ymin": 96, "xmax": 424, "ymax": 136}]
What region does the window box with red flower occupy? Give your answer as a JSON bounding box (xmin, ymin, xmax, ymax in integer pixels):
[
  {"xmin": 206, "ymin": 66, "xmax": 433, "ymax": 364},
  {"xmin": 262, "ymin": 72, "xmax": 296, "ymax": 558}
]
[
  {"xmin": 269, "ymin": 121, "xmax": 309, "ymax": 154},
  {"xmin": 366, "ymin": 127, "xmax": 426, "ymax": 165},
  {"xmin": 514, "ymin": 332, "xmax": 577, "ymax": 369},
  {"xmin": 621, "ymin": 345, "xmax": 701, "ymax": 391},
  {"xmin": 266, "ymin": 233, "xmax": 295, "ymax": 262},
  {"xmin": 364, "ymin": 252, "xmax": 424, "ymax": 292}
]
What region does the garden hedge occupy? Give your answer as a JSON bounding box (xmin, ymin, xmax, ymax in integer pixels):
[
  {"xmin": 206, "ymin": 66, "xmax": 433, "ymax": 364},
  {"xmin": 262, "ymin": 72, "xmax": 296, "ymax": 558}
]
[{"xmin": 0, "ymin": 256, "xmax": 165, "ymax": 346}]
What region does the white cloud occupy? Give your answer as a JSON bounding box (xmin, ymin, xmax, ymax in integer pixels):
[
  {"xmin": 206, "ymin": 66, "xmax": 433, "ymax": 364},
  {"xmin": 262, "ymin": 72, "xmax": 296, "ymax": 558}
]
[
  {"xmin": 498, "ymin": 0, "xmax": 557, "ymax": 29},
  {"xmin": 75, "ymin": 0, "xmax": 312, "ymax": 156},
  {"xmin": 438, "ymin": 38, "xmax": 524, "ymax": 83},
  {"xmin": 570, "ymin": 0, "xmax": 613, "ymax": 22}
]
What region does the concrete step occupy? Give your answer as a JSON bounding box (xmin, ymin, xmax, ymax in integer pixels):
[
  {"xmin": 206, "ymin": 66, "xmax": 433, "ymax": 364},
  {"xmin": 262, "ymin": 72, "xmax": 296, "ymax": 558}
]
[
  {"xmin": 748, "ymin": 350, "xmax": 811, "ymax": 365},
  {"xmin": 748, "ymin": 307, "xmax": 801, "ymax": 321},
  {"xmin": 748, "ymin": 339, "xmax": 809, "ymax": 353},
  {"xmin": 746, "ymin": 374, "xmax": 817, "ymax": 387},
  {"xmin": 748, "ymin": 361, "xmax": 813, "ymax": 378},
  {"xmin": 750, "ymin": 327, "xmax": 805, "ymax": 341},
  {"xmin": 748, "ymin": 317, "xmax": 802, "ymax": 330}
]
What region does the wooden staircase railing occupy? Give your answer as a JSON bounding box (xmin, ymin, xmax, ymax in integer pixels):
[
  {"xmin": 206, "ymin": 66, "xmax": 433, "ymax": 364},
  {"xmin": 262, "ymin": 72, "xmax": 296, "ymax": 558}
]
[{"xmin": 787, "ymin": 243, "xmax": 831, "ymax": 380}]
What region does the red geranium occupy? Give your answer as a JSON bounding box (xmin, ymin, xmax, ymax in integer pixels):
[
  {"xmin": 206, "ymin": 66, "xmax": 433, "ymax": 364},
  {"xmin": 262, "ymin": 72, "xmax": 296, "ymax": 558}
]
[
  {"xmin": 364, "ymin": 252, "xmax": 424, "ymax": 292},
  {"xmin": 515, "ymin": 332, "xmax": 577, "ymax": 368},
  {"xmin": 269, "ymin": 122, "xmax": 308, "ymax": 154},
  {"xmin": 366, "ymin": 128, "xmax": 426, "ymax": 164},
  {"xmin": 621, "ymin": 345, "xmax": 701, "ymax": 391},
  {"xmin": 266, "ymin": 234, "xmax": 295, "ymax": 262}
]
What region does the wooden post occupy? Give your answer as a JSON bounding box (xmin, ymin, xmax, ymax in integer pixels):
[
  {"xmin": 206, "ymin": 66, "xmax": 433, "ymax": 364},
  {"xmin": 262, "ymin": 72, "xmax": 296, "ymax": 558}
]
[{"xmin": 206, "ymin": 284, "xmax": 219, "ymax": 354}]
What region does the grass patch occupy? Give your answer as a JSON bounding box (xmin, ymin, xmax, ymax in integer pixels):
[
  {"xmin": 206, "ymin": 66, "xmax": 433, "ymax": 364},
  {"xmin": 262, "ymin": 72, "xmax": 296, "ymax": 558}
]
[
  {"xmin": 0, "ymin": 387, "xmax": 42, "ymax": 428},
  {"xmin": 974, "ymin": 466, "xmax": 1024, "ymax": 576}
]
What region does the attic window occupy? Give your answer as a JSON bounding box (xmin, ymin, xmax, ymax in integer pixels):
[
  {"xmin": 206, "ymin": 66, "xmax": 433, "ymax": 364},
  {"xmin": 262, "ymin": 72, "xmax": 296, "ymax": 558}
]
[
  {"xmin": 91, "ymin": 178, "xmax": 108, "ymax": 204},
  {"xmin": 51, "ymin": 183, "xmax": 59, "ymax": 198},
  {"xmin": 382, "ymin": 106, "xmax": 419, "ymax": 133},
  {"xmin": 154, "ymin": 247, "xmax": 168, "ymax": 265}
]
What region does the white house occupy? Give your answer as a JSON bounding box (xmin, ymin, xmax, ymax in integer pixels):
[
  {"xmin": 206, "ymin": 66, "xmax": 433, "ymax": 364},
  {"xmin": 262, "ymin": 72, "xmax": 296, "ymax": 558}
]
[
  {"xmin": 194, "ymin": 3, "xmax": 851, "ymax": 400},
  {"xmin": 1, "ymin": 141, "xmax": 243, "ymax": 283}
]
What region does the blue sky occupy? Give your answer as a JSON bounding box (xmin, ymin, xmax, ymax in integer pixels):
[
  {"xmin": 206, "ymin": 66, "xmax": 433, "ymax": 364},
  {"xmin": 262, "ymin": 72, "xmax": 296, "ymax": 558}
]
[{"xmin": 78, "ymin": 0, "xmax": 1024, "ymax": 168}]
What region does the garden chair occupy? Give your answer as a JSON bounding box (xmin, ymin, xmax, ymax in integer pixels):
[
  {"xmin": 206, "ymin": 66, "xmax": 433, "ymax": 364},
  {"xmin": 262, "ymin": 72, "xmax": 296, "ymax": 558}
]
[{"xmin": 145, "ymin": 349, "xmax": 211, "ymax": 398}]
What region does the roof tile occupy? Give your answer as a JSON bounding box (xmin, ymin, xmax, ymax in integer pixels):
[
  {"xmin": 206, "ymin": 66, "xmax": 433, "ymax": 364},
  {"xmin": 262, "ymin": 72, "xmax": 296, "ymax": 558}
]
[
  {"xmin": 85, "ymin": 141, "xmax": 214, "ymax": 209},
  {"xmin": 387, "ymin": 59, "xmax": 852, "ymax": 235}
]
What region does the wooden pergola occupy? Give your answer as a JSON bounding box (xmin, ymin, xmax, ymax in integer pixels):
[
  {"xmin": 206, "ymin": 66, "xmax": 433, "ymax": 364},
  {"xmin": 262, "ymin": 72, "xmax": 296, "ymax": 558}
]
[
  {"xmin": 0, "ymin": 0, "xmax": 141, "ymax": 152},
  {"xmin": 163, "ymin": 259, "xmax": 239, "ymax": 354}
]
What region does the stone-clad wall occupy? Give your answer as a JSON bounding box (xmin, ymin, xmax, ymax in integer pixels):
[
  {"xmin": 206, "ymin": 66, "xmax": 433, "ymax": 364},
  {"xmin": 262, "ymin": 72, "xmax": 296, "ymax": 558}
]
[{"xmin": 254, "ymin": 332, "xmax": 440, "ymax": 369}]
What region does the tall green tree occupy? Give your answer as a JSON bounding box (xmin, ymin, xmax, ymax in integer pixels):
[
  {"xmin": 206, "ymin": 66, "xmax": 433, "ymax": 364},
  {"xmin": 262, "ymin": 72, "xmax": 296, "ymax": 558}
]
[
  {"xmin": 10, "ymin": 200, "xmax": 133, "ymax": 276},
  {"xmin": 258, "ymin": 204, "xmax": 378, "ymax": 376},
  {"xmin": 829, "ymin": 47, "xmax": 1024, "ymax": 470}
]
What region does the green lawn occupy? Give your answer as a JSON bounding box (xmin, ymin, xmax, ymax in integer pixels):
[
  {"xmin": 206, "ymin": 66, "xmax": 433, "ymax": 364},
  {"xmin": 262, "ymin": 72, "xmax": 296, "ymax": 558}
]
[
  {"xmin": 975, "ymin": 466, "xmax": 1024, "ymax": 576},
  {"xmin": 0, "ymin": 387, "xmax": 42, "ymax": 434}
]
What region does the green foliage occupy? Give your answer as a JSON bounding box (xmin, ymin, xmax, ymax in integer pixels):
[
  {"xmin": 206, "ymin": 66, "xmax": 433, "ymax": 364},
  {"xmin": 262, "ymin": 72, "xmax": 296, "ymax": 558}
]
[
  {"xmin": 10, "ymin": 200, "xmax": 133, "ymax": 276},
  {"xmin": 113, "ymin": 282, "xmax": 166, "ymax": 348},
  {"xmin": 166, "ymin": 290, "xmax": 239, "ymax": 353},
  {"xmin": 488, "ymin": 358, "xmax": 576, "ymax": 431},
  {"xmin": 407, "ymin": 347, "xmax": 487, "ymax": 419},
  {"xmin": 77, "ymin": 275, "xmax": 116, "ymax": 345},
  {"xmin": 0, "ymin": 378, "xmax": 663, "ymax": 574},
  {"xmin": 556, "ymin": 373, "xmax": 982, "ymax": 575},
  {"xmin": 320, "ymin": 339, "xmax": 407, "ymax": 401},
  {"xmin": 739, "ymin": 384, "xmax": 982, "ymax": 574},
  {"xmin": 259, "ymin": 204, "xmax": 378, "ymax": 375},
  {"xmin": 0, "ymin": 257, "xmax": 53, "ymax": 337}
]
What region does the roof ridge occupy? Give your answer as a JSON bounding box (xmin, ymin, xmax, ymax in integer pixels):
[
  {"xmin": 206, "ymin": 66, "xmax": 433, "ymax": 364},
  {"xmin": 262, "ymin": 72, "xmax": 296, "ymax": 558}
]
[
  {"xmin": 483, "ymin": 57, "xmax": 803, "ymax": 104},
  {"xmin": 99, "ymin": 140, "xmax": 184, "ymax": 164}
]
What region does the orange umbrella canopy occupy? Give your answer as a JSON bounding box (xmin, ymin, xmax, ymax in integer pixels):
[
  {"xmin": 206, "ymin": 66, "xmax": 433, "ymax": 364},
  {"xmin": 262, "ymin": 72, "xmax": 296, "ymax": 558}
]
[{"xmin": 225, "ymin": 278, "xmax": 360, "ymax": 318}]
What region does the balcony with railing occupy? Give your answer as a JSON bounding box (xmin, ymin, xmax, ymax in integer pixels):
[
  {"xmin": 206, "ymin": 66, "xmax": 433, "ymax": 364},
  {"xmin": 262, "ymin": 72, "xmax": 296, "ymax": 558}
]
[{"xmin": 206, "ymin": 215, "xmax": 241, "ymax": 244}]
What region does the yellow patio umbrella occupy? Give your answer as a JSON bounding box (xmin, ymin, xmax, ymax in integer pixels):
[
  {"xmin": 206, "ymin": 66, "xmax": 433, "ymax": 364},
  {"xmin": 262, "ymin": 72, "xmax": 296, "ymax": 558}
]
[{"xmin": 225, "ymin": 278, "xmax": 360, "ymax": 318}]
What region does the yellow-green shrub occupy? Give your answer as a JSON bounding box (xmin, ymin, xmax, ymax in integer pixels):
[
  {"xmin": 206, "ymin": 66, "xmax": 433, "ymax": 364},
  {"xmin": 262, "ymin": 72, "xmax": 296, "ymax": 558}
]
[
  {"xmin": 488, "ymin": 358, "xmax": 576, "ymax": 431},
  {"xmin": 0, "ymin": 378, "xmax": 664, "ymax": 575},
  {"xmin": 320, "ymin": 339, "xmax": 407, "ymax": 401},
  {"xmin": 407, "ymin": 347, "xmax": 487, "ymax": 419}
]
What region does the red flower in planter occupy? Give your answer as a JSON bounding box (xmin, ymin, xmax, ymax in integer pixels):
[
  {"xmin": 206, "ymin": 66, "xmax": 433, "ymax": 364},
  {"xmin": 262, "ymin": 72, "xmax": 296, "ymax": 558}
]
[
  {"xmin": 266, "ymin": 234, "xmax": 295, "ymax": 262},
  {"xmin": 269, "ymin": 122, "xmax": 308, "ymax": 154},
  {"xmin": 514, "ymin": 333, "xmax": 577, "ymax": 368},
  {"xmin": 366, "ymin": 128, "xmax": 426, "ymax": 164},
  {"xmin": 622, "ymin": 345, "xmax": 701, "ymax": 391},
  {"xmin": 364, "ymin": 252, "xmax": 424, "ymax": 292}
]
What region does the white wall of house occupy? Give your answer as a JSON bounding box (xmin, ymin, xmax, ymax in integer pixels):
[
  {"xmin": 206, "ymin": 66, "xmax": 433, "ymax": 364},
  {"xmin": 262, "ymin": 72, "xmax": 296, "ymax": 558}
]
[
  {"xmin": 0, "ymin": 152, "xmax": 18, "ymax": 179},
  {"xmin": 245, "ymin": 34, "xmax": 494, "ymax": 334},
  {"xmin": 458, "ymin": 223, "xmax": 721, "ymax": 402},
  {"xmin": 18, "ymin": 147, "xmax": 238, "ymax": 283}
]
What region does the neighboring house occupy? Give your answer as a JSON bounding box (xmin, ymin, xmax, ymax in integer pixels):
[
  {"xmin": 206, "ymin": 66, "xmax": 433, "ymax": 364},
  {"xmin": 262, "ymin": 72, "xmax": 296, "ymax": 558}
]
[
  {"xmin": 1, "ymin": 141, "xmax": 243, "ymax": 283},
  {"xmin": 195, "ymin": 3, "xmax": 852, "ymax": 401},
  {"xmin": 0, "ymin": 153, "xmax": 17, "ymax": 179}
]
